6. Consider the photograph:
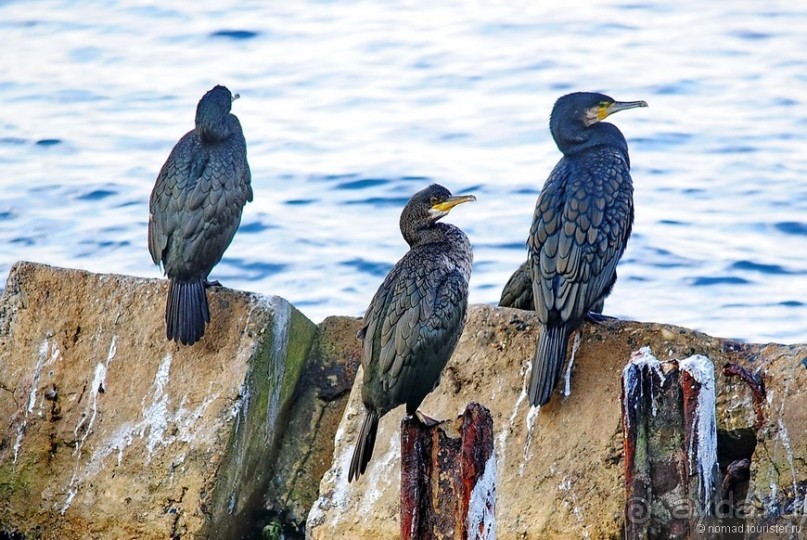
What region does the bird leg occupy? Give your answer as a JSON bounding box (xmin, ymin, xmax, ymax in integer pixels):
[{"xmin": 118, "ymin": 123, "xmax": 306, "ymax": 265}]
[{"xmin": 204, "ymin": 279, "xmax": 222, "ymax": 288}]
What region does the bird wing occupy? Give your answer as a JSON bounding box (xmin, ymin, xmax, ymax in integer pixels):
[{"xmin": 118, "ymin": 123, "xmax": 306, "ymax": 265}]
[
  {"xmin": 358, "ymin": 256, "xmax": 468, "ymax": 411},
  {"xmin": 499, "ymin": 260, "xmax": 533, "ymax": 310},
  {"xmin": 148, "ymin": 132, "xmax": 252, "ymax": 277},
  {"xmin": 358, "ymin": 262, "xmax": 408, "ymax": 372},
  {"xmin": 386, "ymin": 266, "xmax": 468, "ymax": 409},
  {"xmin": 148, "ymin": 132, "xmax": 196, "ymax": 267},
  {"xmin": 528, "ymin": 149, "xmax": 633, "ymax": 324}
]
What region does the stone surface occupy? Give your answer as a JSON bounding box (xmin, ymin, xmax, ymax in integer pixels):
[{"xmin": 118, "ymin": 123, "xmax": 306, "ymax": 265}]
[
  {"xmin": 0, "ymin": 261, "xmax": 318, "ymax": 539},
  {"xmin": 307, "ymin": 305, "xmax": 806, "ymax": 539},
  {"xmin": 0, "ymin": 262, "xmax": 803, "ymax": 539},
  {"xmin": 745, "ymin": 344, "xmax": 806, "ymax": 526},
  {"xmin": 263, "ymin": 315, "xmax": 362, "ymax": 534}
]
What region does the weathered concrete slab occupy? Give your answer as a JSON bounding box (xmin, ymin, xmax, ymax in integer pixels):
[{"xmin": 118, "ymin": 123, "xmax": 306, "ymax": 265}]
[
  {"xmin": 307, "ymin": 305, "xmax": 806, "ymax": 539},
  {"xmin": 0, "ymin": 261, "xmax": 317, "ymax": 539},
  {"xmin": 1, "ymin": 262, "xmax": 803, "ymax": 539},
  {"xmin": 263, "ymin": 316, "xmax": 362, "ymax": 535}
]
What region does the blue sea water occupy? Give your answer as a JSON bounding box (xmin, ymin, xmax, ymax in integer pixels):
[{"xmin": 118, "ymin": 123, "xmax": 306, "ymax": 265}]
[{"xmin": 0, "ymin": 0, "xmax": 804, "ymax": 343}]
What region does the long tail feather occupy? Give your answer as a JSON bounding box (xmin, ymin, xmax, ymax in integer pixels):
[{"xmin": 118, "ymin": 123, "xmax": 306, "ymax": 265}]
[
  {"xmin": 348, "ymin": 408, "xmax": 379, "ymax": 483},
  {"xmin": 165, "ymin": 279, "xmax": 210, "ymax": 346},
  {"xmin": 528, "ymin": 324, "xmax": 570, "ymax": 406}
]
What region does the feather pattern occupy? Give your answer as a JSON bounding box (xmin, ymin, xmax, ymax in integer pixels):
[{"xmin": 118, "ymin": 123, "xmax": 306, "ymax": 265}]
[{"xmin": 147, "ymin": 85, "xmax": 252, "ymax": 345}]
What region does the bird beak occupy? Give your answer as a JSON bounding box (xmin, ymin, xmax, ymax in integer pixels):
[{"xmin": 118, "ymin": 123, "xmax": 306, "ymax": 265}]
[
  {"xmin": 231, "ymin": 93, "xmax": 241, "ymax": 103},
  {"xmin": 431, "ymin": 194, "xmax": 477, "ymax": 213},
  {"xmin": 600, "ymin": 100, "xmax": 648, "ymax": 120}
]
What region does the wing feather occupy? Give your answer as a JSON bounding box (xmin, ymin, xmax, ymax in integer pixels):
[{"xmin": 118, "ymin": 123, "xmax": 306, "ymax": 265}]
[
  {"xmin": 528, "ymin": 148, "xmax": 633, "ymax": 325},
  {"xmin": 358, "ymin": 251, "xmax": 469, "ymax": 413}
]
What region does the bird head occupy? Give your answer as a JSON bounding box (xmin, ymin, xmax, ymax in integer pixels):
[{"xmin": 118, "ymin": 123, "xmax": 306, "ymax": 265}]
[
  {"xmin": 550, "ymin": 92, "xmax": 647, "ymax": 154},
  {"xmin": 400, "ymin": 183, "xmax": 476, "ymax": 237},
  {"xmin": 195, "ymin": 85, "xmax": 238, "ymax": 142},
  {"xmin": 424, "ymin": 185, "xmax": 477, "ymax": 221}
]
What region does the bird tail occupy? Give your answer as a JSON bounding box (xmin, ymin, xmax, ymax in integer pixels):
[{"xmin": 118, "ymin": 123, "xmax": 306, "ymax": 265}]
[
  {"xmin": 165, "ymin": 279, "xmax": 210, "ymax": 346},
  {"xmin": 348, "ymin": 408, "xmax": 379, "ymax": 483},
  {"xmin": 528, "ymin": 325, "xmax": 569, "ymax": 406}
]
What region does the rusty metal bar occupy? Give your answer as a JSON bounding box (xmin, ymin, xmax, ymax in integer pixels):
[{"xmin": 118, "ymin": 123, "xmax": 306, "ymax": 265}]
[
  {"xmin": 400, "ymin": 402, "xmax": 495, "ymax": 540},
  {"xmin": 622, "ymin": 348, "xmax": 719, "ymax": 539}
]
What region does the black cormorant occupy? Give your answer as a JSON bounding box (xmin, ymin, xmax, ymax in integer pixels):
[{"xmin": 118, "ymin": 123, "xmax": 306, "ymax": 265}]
[
  {"xmin": 527, "ymin": 92, "xmax": 646, "ymax": 406},
  {"xmin": 499, "ymin": 260, "xmax": 533, "ymax": 310},
  {"xmin": 348, "ymin": 184, "xmax": 476, "ymax": 482},
  {"xmin": 148, "ymin": 85, "xmax": 253, "ymax": 346}
]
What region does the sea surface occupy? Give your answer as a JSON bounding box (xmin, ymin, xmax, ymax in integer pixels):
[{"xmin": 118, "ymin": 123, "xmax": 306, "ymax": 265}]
[{"xmin": 0, "ymin": 0, "xmax": 805, "ymax": 343}]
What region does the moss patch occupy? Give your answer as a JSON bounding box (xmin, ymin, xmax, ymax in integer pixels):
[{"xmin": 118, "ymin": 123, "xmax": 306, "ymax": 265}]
[{"xmin": 204, "ymin": 298, "xmax": 317, "ymax": 539}]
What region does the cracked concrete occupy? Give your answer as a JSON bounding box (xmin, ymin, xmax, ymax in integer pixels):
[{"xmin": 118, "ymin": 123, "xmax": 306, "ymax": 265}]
[
  {"xmin": 0, "ymin": 262, "xmax": 317, "ymax": 539},
  {"xmin": 263, "ymin": 315, "xmax": 363, "ymax": 534},
  {"xmin": 0, "ymin": 263, "xmax": 803, "ymax": 539}
]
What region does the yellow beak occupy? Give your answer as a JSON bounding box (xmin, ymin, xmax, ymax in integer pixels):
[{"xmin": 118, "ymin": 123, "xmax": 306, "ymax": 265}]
[
  {"xmin": 599, "ymin": 99, "xmax": 648, "ymax": 120},
  {"xmin": 431, "ymin": 194, "xmax": 477, "ymax": 213}
]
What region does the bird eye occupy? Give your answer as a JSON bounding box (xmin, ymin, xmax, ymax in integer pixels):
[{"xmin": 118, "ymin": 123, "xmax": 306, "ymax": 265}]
[
  {"xmin": 430, "ymin": 196, "xmax": 438, "ymax": 205},
  {"xmin": 598, "ymin": 101, "xmax": 610, "ymax": 108}
]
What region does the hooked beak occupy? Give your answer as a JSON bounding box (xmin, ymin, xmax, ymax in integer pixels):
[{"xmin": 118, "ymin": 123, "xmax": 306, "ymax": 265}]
[
  {"xmin": 231, "ymin": 92, "xmax": 241, "ymax": 103},
  {"xmin": 431, "ymin": 194, "xmax": 477, "ymax": 213},
  {"xmin": 600, "ymin": 99, "xmax": 648, "ymax": 120}
]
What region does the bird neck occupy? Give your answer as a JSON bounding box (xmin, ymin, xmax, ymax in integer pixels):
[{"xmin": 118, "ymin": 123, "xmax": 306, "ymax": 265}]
[
  {"xmin": 197, "ymin": 114, "xmax": 236, "ymax": 144},
  {"xmin": 555, "ymin": 121, "xmax": 630, "ymax": 163},
  {"xmin": 402, "ymin": 221, "xmax": 456, "ymax": 248}
]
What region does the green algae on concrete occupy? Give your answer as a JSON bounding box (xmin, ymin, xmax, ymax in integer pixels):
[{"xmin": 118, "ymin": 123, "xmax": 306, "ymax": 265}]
[
  {"xmin": 204, "ymin": 297, "xmax": 317, "ymax": 539},
  {"xmin": 263, "ymin": 316, "xmax": 363, "ymax": 533}
]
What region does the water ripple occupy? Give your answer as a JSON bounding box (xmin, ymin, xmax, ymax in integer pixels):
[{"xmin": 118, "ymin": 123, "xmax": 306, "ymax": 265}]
[
  {"xmin": 692, "ymin": 276, "xmax": 753, "ymax": 287},
  {"xmin": 210, "ymin": 29, "xmax": 259, "ymax": 40},
  {"xmin": 340, "ymin": 258, "xmax": 392, "ymax": 278},
  {"xmin": 336, "ymin": 178, "xmax": 389, "ymax": 190},
  {"xmin": 774, "ymin": 222, "xmax": 807, "ymax": 236},
  {"xmin": 0, "ymin": 0, "xmax": 804, "ymax": 342}
]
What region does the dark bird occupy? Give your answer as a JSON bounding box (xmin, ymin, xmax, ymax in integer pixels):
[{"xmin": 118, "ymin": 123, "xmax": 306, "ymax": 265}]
[
  {"xmin": 348, "ymin": 184, "xmax": 476, "ymax": 482},
  {"xmin": 499, "ymin": 260, "xmax": 533, "ymax": 310},
  {"xmin": 527, "ymin": 92, "xmax": 646, "ymax": 406},
  {"xmin": 148, "ymin": 85, "xmax": 253, "ymax": 346}
]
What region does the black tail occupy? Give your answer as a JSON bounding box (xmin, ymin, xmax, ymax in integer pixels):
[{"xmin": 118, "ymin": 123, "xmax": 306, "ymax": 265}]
[
  {"xmin": 165, "ymin": 279, "xmax": 210, "ymax": 346},
  {"xmin": 528, "ymin": 324, "xmax": 570, "ymax": 406},
  {"xmin": 348, "ymin": 408, "xmax": 379, "ymax": 483}
]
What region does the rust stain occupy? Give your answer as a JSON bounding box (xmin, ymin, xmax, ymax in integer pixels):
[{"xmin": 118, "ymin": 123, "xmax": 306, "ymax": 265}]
[
  {"xmin": 723, "ymin": 362, "xmax": 766, "ymax": 430},
  {"xmin": 400, "ymin": 403, "xmax": 494, "ymax": 540}
]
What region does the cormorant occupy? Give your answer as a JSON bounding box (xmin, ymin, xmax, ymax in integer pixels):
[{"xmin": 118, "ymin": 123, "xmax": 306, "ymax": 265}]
[
  {"xmin": 499, "ymin": 260, "xmax": 533, "ymax": 310},
  {"xmin": 348, "ymin": 184, "xmax": 476, "ymax": 482},
  {"xmin": 527, "ymin": 92, "xmax": 646, "ymax": 406},
  {"xmin": 148, "ymin": 85, "xmax": 253, "ymax": 346}
]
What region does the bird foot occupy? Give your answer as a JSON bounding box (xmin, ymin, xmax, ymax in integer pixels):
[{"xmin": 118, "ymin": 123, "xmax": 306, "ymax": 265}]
[
  {"xmin": 204, "ymin": 279, "xmax": 222, "ymax": 288},
  {"xmin": 585, "ymin": 312, "xmax": 617, "ymax": 324},
  {"xmin": 414, "ymin": 410, "xmax": 440, "ymax": 427}
]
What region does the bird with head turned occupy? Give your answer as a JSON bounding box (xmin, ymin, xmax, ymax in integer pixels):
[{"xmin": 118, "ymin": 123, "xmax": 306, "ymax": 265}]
[
  {"xmin": 348, "ymin": 183, "xmax": 476, "ymax": 482},
  {"xmin": 521, "ymin": 91, "xmax": 647, "ymax": 407},
  {"xmin": 148, "ymin": 85, "xmax": 253, "ymax": 346}
]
